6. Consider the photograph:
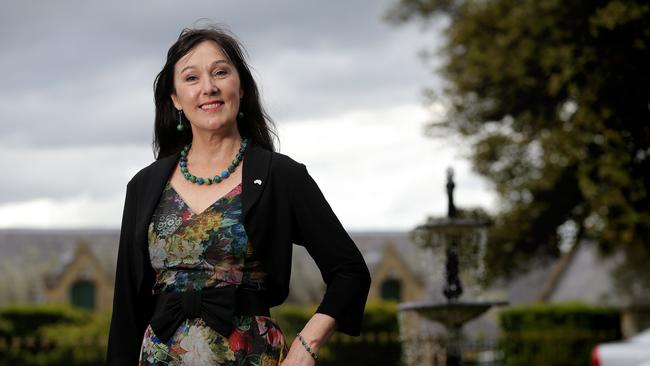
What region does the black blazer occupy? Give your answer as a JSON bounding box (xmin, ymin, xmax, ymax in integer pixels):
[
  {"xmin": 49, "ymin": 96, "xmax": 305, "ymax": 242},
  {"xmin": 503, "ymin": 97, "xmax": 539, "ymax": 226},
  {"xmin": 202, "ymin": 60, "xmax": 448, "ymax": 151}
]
[{"xmin": 106, "ymin": 141, "xmax": 372, "ymax": 365}]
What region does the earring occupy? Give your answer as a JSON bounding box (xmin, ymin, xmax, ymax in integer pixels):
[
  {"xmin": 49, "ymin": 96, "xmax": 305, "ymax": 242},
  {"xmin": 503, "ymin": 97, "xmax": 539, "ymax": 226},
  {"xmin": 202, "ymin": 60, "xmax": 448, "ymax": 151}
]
[
  {"xmin": 237, "ymin": 111, "xmax": 244, "ymax": 120},
  {"xmin": 176, "ymin": 110, "xmax": 185, "ymax": 131}
]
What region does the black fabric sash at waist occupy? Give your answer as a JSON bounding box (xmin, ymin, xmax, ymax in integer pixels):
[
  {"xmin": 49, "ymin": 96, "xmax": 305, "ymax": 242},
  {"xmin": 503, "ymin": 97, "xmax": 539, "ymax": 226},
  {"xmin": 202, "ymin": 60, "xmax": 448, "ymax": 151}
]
[{"xmin": 149, "ymin": 285, "xmax": 269, "ymax": 343}]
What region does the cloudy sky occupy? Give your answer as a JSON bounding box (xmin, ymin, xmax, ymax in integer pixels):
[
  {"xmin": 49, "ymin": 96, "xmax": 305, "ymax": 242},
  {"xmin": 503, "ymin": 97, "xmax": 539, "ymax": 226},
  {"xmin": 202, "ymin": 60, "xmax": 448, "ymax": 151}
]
[{"xmin": 0, "ymin": 0, "xmax": 497, "ymax": 231}]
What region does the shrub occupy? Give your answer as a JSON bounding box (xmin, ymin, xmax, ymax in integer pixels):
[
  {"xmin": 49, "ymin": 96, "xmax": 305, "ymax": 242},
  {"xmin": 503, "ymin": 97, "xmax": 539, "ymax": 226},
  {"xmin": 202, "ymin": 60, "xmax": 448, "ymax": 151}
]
[
  {"xmin": 0, "ymin": 304, "xmax": 86, "ymax": 337},
  {"xmin": 498, "ymin": 302, "xmax": 621, "ymax": 366},
  {"xmin": 0, "ymin": 305, "xmax": 108, "ymax": 366}
]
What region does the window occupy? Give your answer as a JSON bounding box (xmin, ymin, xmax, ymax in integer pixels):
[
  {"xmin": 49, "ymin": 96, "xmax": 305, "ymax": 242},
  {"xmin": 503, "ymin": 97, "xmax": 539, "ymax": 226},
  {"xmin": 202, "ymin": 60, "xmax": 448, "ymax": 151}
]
[
  {"xmin": 380, "ymin": 278, "xmax": 401, "ymax": 301},
  {"xmin": 70, "ymin": 280, "xmax": 95, "ymax": 310}
]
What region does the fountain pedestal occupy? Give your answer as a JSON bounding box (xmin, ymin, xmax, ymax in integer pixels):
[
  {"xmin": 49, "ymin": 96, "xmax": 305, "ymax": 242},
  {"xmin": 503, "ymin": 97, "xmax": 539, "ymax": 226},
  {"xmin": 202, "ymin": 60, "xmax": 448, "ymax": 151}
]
[
  {"xmin": 399, "ymin": 301, "xmax": 507, "ymax": 365},
  {"xmin": 398, "ymin": 168, "xmax": 507, "ymax": 366}
]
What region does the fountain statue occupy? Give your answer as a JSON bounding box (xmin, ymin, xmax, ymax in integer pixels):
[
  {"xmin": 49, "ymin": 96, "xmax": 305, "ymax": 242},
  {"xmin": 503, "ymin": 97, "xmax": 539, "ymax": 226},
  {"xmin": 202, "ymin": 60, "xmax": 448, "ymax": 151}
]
[{"xmin": 398, "ymin": 168, "xmax": 507, "ymax": 366}]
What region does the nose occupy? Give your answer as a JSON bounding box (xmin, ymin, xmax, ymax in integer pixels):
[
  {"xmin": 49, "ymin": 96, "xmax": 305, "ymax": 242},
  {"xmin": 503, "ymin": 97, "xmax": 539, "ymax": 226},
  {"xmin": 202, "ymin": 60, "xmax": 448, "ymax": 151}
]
[{"xmin": 200, "ymin": 74, "xmax": 218, "ymax": 95}]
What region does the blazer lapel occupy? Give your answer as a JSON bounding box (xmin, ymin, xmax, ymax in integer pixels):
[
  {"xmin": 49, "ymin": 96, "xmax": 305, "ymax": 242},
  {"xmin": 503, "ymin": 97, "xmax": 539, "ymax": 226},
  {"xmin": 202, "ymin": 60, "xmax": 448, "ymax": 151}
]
[
  {"xmin": 135, "ymin": 151, "xmax": 179, "ymax": 243},
  {"xmin": 242, "ymin": 142, "xmax": 272, "ymax": 220}
]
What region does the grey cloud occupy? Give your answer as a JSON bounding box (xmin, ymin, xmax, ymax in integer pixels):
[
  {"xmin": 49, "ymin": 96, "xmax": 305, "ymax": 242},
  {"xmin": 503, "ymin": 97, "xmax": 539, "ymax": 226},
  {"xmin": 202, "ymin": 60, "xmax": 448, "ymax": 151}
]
[
  {"xmin": 1, "ymin": 0, "xmax": 444, "ymax": 148},
  {"xmin": 0, "ymin": 145, "xmax": 152, "ymax": 204}
]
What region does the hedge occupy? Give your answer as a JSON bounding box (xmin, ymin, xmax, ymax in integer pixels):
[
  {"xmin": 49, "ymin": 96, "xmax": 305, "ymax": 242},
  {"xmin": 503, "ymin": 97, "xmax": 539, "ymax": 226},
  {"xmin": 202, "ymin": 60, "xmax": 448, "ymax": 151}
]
[
  {"xmin": 0, "ymin": 304, "xmax": 86, "ymax": 337},
  {"xmin": 0, "ymin": 304, "xmax": 109, "ymax": 366},
  {"xmin": 0, "ymin": 300, "xmax": 401, "ymax": 366},
  {"xmin": 498, "ymin": 302, "xmax": 621, "ymax": 366}
]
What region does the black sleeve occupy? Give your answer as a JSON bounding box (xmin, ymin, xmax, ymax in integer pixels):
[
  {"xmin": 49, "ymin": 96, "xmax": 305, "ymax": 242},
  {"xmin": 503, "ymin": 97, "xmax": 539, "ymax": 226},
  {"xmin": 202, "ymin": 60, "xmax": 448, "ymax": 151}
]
[
  {"xmin": 106, "ymin": 179, "xmax": 154, "ymax": 365},
  {"xmin": 290, "ymin": 163, "xmax": 371, "ymax": 336}
]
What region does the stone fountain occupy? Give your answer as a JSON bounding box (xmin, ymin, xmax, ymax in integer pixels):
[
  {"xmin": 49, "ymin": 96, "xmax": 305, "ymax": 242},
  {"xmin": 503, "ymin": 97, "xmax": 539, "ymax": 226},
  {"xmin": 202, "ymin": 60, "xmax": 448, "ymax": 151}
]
[{"xmin": 398, "ymin": 168, "xmax": 507, "ymax": 366}]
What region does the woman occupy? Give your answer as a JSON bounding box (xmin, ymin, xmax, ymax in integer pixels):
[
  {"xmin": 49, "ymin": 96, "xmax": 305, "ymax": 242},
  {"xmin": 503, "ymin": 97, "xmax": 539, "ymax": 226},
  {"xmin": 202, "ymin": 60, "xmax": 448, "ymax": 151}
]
[{"xmin": 107, "ymin": 25, "xmax": 371, "ymax": 366}]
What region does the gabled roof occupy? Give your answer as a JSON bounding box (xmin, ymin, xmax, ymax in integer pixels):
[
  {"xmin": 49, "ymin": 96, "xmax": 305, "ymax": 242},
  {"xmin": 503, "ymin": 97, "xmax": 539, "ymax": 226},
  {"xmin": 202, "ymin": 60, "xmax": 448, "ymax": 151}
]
[{"xmin": 44, "ymin": 240, "xmax": 112, "ymax": 288}]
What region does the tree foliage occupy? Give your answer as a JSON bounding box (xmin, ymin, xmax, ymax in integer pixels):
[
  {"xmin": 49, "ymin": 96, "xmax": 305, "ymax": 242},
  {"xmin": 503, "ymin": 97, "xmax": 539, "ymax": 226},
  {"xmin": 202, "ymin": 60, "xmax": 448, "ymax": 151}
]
[{"xmin": 387, "ymin": 0, "xmax": 650, "ymax": 296}]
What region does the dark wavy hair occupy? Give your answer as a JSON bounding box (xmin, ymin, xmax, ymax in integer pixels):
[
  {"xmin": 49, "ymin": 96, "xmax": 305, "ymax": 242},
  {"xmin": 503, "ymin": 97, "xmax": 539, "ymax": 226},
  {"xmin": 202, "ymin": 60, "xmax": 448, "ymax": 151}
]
[{"xmin": 153, "ymin": 25, "xmax": 277, "ymax": 159}]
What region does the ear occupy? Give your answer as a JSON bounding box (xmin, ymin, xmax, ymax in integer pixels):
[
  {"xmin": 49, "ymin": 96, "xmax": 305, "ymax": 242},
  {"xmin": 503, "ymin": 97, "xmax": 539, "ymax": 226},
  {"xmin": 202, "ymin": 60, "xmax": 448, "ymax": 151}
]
[
  {"xmin": 171, "ymin": 92, "xmax": 182, "ymax": 110},
  {"xmin": 239, "ymin": 87, "xmax": 244, "ymax": 99}
]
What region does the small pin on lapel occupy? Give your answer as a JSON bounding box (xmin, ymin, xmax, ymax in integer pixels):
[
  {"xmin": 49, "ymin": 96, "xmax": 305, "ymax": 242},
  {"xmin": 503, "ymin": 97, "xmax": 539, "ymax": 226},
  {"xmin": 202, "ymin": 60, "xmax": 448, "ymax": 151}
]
[{"xmin": 253, "ymin": 179, "xmax": 262, "ymax": 185}]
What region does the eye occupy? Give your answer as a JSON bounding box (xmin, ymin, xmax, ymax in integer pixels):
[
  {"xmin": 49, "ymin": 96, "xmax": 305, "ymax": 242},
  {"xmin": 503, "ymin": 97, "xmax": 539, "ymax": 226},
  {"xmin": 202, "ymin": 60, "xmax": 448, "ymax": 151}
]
[
  {"xmin": 185, "ymin": 75, "xmax": 198, "ymax": 82},
  {"xmin": 213, "ymin": 69, "xmax": 228, "ymax": 77}
]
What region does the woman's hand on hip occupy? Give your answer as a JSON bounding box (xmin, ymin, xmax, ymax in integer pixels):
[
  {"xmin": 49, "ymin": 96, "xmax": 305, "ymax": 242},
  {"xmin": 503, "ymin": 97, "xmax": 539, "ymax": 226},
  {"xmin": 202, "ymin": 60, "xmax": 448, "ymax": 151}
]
[{"xmin": 280, "ymin": 313, "xmax": 336, "ymax": 365}]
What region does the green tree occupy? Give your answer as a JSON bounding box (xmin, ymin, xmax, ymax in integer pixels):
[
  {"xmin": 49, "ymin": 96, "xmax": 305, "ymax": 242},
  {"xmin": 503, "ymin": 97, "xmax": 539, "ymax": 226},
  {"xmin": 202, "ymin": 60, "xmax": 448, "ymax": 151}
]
[{"xmin": 387, "ymin": 0, "xmax": 650, "ymax": 297}]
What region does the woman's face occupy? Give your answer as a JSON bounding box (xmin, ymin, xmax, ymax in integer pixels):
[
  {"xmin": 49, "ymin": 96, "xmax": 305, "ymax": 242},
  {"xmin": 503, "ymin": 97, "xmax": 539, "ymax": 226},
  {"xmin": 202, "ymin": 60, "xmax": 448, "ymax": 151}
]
[{"xmin": 171, "ymin": 40, "xmax": 243, "ymax": 133}]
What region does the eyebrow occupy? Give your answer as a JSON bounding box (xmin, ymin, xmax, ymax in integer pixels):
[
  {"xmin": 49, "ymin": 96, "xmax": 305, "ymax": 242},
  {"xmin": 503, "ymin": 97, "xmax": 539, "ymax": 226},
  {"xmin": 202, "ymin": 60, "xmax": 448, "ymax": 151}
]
[{"xmin": 180, "ymin": 59, "xmax": 230, "ymax": 74}]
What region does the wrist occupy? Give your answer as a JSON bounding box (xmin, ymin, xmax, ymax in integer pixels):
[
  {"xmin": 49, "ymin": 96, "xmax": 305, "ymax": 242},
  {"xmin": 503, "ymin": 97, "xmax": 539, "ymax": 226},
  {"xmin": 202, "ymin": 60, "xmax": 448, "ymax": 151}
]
[
  {"xmin": 300, "ymin": 312, "xmax": 335, "ymax": 350},
  {"xmin": 296, "ymin": 333, "xmax": 319, "ymax": 360},
  {"xmin": 298, "ymin": 331, "xmax": 322, "ymax": 350}
]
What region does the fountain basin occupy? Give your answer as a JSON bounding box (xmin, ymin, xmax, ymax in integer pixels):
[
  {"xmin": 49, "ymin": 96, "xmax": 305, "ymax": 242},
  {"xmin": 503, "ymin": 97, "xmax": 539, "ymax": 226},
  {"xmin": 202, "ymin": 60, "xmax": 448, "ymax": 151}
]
[{"xmin": 399, "ymin": 301, "xmax": 508, "ymax": 330}]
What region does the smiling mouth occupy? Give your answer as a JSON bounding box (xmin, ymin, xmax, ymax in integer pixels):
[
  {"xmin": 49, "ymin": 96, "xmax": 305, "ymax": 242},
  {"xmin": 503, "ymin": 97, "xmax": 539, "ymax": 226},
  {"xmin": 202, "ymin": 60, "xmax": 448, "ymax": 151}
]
[{"xmin": 200, "ymin": 101, "xmax": 224, "ymax": 111}]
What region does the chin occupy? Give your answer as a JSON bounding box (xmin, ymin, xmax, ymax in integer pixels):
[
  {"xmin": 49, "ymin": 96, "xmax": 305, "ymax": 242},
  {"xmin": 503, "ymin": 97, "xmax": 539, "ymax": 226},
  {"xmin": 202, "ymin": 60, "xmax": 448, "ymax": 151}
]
[{"xmin": 201, "ymin": 118, "xmax": 236, "ymax": 131}]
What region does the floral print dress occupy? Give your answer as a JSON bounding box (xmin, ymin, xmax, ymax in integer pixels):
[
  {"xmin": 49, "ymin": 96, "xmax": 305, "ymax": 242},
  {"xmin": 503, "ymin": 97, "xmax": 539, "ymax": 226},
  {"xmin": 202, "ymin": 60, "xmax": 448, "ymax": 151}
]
[{"xmin": 139, "ymin": 179, "xmax": 288, "ymax": 366}]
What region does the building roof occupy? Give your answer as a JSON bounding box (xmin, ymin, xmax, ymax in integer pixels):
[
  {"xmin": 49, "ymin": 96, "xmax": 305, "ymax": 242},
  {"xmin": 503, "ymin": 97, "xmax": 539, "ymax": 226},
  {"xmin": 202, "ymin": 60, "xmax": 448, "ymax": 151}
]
[
  {"xmin": 0, "ymin": 229, "xmax": 434, "ymax": 305},
  {"xmin": 0, "ymin": 229, "xmax": 636, "ymax": 308}
]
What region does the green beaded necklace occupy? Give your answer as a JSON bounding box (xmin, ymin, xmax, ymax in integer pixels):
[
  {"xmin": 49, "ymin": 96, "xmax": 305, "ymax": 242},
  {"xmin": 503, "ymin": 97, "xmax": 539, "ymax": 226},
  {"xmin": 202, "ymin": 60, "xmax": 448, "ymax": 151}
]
[{"xmin": 179, "ymin": 137, "xmax": 248, "ymax": 185}]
